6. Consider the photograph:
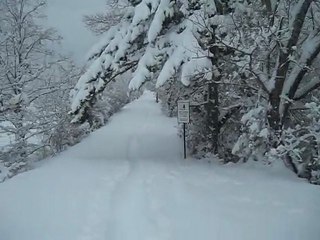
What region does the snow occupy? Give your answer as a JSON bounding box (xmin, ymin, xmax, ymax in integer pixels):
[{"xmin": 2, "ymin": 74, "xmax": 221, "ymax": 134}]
[
  {"xmin": 181, "ymin": 57, "xmax": 212, "ymax": 86},
  {"xmin": 147, "ymin": 0, "xmax": 173, "ymax": 43},
  {"xmin": 241, "ymin": 106, "xmax": 264, "ymax": 123},
  {"xmin": 132, "ymin": 0, "xmax": 154, "ymax": 26},
  {"xmin": 1, "ymin": 91, "xmax": 320, "ymax": 240},
  {"xmin": 154, "ymin": 21, "xmax": 209, "ymax": 88},
  {"xmin": 85, "ymin": 26, "xmax": 118, "ymax": 61},
  {"xmin": 129, "ymin": 46, "xmax": 158, "ymax": 90}
]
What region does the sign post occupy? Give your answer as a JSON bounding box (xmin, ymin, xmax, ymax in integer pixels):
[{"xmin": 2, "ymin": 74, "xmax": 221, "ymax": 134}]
[{"xmin": 177, "ymin": 100, "xmax": 190, "ymax": 159}]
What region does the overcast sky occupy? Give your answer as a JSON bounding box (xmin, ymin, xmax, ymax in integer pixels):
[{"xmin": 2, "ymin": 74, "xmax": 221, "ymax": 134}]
[{"xmin": 45, "ymin": 0, "xmax": 106, "ymax": 64}]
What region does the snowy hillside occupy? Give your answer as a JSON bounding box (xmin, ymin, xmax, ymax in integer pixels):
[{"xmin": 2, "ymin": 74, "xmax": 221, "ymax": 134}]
[{"xmin": 0, "ymin": 91, "xmax": 319, "ymax": 240}]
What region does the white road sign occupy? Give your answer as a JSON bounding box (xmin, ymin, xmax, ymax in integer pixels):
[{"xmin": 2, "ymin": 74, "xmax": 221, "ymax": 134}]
[{"xmin": 177, "ymin": 100, "xmax": 190, "ymax": 123}]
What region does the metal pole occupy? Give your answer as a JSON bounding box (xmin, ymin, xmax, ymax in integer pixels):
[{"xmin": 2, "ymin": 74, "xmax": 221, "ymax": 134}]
[{"xmin": 183, "ymin": 123, "xmax": 186, "ymax": 159}]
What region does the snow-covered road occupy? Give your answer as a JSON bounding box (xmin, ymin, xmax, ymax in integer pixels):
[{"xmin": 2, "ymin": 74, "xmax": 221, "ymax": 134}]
[{"xmin": 0, "ymin": 91, "xmax": 319, "ymax": 240}]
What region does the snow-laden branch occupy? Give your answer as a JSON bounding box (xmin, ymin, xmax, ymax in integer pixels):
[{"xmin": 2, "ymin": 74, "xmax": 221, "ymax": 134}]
[
  {"xmin": 280, "ymin": 30, "xmax": 320, "ymax": 115},
  {"xmin": 294, "ymin": 77, "xmax": 320, "ymax": 100},
  {"xmin": 71, "ymin": 0, "xmax": 215, "ymax": 122}
]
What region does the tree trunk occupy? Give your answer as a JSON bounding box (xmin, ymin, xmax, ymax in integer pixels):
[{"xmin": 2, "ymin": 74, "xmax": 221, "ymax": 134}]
[
  {"xmin": 267, "ymin": 93, "xmax": 281, "ymax": 129},
  {"xmin": 206, "ymin": 80, "xmax": 220, "ymax": 154},
  {"xmin": 14, "ymin": 116, "xmax": 27, "ymax": 162},
  {"xmin": 261, "ymin": 0, "xmax": 273, "ymax": 13}
]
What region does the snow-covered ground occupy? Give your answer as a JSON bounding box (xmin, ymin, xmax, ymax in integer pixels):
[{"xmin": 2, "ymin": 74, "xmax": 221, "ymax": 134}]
[{"xmin": 0, "ymin": 91, "xmax": 319, "ymax": 240}]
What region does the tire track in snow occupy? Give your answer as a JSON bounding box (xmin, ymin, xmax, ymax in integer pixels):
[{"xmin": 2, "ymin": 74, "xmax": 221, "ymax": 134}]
[
  {"xmin": 76, "ymin": 163, "xmax": 130, "ymax": 240},
  {"xmin": 77, "ymin": 180, "xmax": 110, "ymax": 240},
  {"xmin": 106, "ymin": 136, "xmax": 160, "ymax": 240},
  {"xmin": 105, "ymin": 101, "xmax": 173, "ymax": 240},
  {"xmin": 75, "ymin": 101, "xmax": 156, "ymax": 240}
]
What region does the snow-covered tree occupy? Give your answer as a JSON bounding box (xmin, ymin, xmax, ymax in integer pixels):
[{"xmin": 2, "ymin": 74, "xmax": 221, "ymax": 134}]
[
  {"xmin": 70, "ymin": 0, "xmax": 217, "ymax": 123},
  {"xmin": 72, "ymin": 0, "xmax": 253, "ymax": 155},
  {"xmin": 231, "ymin": 0, "xmax": 320, "ymax": 134},
  {"xmin": 0, "ymin": 0, "xmax": 85, "ymax": 180},
  {"xmin": 0, "ymin": 0, "xmax": 59, "ymax": 161},
  {"xmin": 272, "ymin": 97, "xmax": 320, "ymax": 184}
]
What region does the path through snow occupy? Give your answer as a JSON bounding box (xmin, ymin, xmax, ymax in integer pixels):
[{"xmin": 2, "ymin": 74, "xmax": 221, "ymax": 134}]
[{"xmin": 0, "ymin": 91, "xmax": 319, "ymax": 240}]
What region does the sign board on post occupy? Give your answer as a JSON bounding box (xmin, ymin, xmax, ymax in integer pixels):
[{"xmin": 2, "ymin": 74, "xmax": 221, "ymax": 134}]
[
  {"xmin": 177, "ymin": 100, "xmax": 190, "ymax": 123},
  {"xmin": 177, "ymin": 100, "xmax": 190, "ymax": 159}
]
